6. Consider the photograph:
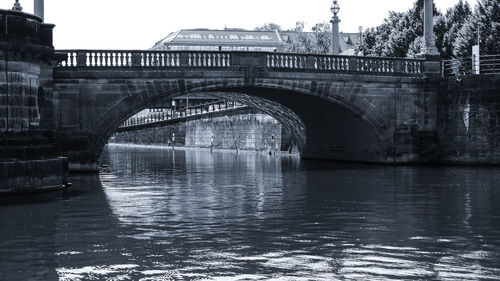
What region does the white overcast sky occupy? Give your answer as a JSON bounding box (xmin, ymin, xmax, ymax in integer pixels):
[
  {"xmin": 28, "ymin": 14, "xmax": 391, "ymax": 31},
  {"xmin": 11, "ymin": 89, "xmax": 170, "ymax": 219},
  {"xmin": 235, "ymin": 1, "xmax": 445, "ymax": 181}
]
[{"xmin": 2, "ymin": 0, "xmax": 478, "ymax": 49}]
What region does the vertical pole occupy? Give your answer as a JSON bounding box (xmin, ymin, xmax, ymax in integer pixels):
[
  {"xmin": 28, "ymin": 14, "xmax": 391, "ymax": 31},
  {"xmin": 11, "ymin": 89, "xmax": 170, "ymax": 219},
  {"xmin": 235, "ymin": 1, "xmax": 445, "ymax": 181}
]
[
  {"xmin": 331, "ymin": 17, "xmax": 340, "ymax": 55},
  {"xmin": 423, "ymin": 0, "xmax": 439, "ymax": 56},
  {"xmin": 34, "ymin": 0, "xmax": 44, "ymax": 22}
]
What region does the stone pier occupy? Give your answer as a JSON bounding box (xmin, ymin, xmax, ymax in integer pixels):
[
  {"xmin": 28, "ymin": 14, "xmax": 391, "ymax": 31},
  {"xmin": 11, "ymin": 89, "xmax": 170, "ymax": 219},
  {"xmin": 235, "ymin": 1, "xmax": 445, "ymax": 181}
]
[{"xmin": 0, "ymin": 9, "xmax": 68, "ymax": 194}]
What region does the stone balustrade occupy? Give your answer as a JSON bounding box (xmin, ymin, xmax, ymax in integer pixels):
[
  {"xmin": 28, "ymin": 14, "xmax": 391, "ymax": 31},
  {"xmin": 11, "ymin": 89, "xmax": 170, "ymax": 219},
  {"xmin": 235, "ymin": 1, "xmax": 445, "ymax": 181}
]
[{"xmin": 55, "ymin": 50, "xmax": 423, "ymax": 75}]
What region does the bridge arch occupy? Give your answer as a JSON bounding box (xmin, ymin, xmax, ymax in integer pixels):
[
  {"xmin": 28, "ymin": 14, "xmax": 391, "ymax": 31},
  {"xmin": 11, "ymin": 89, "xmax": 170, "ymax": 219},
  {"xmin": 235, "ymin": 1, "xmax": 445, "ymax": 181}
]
[{"xmin": 82, "ymin": 80, "xmax": 394, "ymax": 168}]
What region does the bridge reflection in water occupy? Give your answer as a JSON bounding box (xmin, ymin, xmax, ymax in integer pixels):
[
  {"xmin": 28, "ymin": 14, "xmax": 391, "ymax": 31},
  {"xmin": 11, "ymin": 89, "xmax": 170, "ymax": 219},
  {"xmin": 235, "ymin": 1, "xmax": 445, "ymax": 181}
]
[{"xmin": 1, "ymin": 145, "xmax": 500, "ymax": 280}]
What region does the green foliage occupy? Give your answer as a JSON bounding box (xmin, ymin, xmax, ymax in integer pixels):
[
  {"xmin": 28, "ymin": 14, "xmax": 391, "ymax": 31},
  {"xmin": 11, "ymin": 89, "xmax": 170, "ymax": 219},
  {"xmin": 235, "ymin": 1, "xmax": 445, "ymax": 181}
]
[
  {"xmin": 311, "ymin": 22, "xmax": 332, "ymax": 54},
  {"xmin": 442, "ymin": 0, "xmax": 472, "ymax": 58},
  {"xmin": 254, "ymin": 23, "xmax": 282, "ymax": 32},
  {"xmin": 454, "ymin": 0, "xmax": 500, "ymax": 57},
  {"xmin": 359, "ymin": 0, "xmax": 499, "ymax": 59}
]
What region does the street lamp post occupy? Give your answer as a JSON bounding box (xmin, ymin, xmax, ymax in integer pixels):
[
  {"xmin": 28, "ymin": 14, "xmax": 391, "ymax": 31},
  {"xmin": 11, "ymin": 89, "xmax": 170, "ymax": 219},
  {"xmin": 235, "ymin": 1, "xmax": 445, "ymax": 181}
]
[
  {"xmin": 422, "ymin": 0, "xmax": 439, "ymax": 56},
  {"xmin": 330, "ymin": 0, "xmax": 340, "ymax": 55},
  {"xmin": 34, "ymin": 0, "xmax": 44, "ymax": 22}
]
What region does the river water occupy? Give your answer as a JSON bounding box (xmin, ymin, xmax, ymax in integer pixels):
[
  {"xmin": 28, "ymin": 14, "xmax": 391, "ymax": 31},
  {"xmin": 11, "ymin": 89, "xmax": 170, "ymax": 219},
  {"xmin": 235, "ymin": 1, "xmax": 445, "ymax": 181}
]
[{"xmin": 1, "ymin": 144, "xmax": 500, "ymax": 280}]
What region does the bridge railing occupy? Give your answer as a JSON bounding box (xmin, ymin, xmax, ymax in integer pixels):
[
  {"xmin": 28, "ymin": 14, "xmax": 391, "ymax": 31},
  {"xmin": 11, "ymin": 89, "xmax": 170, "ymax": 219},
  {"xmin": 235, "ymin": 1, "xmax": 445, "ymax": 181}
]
[
  {"xmin": 119, "ymin": 100, "xmax": 246, "ymax": 129},
  {"xmin": 443, "ymin": 54, "xmax": 500, "ymax": 76},
  {"xmin": 55, "ymin": 50, "xmax": 423, "ymax": 75}
]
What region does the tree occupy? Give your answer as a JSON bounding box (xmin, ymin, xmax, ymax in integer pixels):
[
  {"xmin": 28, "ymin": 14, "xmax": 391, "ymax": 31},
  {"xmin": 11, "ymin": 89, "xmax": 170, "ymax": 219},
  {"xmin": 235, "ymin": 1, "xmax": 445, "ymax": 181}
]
[
  {"xmin": 254, "ymin": 23, "xmax": 282, "ymax": 32},
  {"xmin": 311, "ymin": 22, "xmax": 332, "ymax": 54},
  {"xmin": 441, "ymin": 0, "xmax": 472, "ymax": 58},
  {"xmin": 454, "ymin": 0, "xmax": 500, "ymax": 57}
]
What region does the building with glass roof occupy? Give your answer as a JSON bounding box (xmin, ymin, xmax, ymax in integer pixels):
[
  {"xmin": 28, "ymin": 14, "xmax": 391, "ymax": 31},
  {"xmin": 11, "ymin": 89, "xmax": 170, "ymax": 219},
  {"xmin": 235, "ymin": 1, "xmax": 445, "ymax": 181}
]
[{"xmin": 151, "ymin": 29, "xmax": 285, "ymax": 52}]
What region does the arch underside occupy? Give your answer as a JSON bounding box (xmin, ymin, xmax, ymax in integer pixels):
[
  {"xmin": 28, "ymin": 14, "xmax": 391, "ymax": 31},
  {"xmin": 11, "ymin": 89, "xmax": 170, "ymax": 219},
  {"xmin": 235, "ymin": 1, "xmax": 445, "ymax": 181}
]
[{"xmin": 89, "ymin": 83, "xmax": 392, "ymax": 164}]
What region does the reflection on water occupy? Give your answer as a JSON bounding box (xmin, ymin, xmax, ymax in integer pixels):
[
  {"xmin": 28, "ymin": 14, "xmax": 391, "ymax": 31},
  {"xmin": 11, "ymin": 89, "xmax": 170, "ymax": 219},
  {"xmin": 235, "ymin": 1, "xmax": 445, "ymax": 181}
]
[{"xmin": 1, "ymin": 144, "xmax": 500, "ymax": 280}]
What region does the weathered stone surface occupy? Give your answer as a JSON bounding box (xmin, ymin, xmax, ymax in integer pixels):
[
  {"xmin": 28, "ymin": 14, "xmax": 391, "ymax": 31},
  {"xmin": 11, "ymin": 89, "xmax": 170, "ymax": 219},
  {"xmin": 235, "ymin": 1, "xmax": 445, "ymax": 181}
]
[
  {"xmin": 0, "ymin": 158, "xmax": 68, "ymax": 194},
  {"xmin": 439, "ymin": 74, "xmax": 500, "ymax": 164},
  {"xmin": 112, "ymin": 109, "xmax": 283, "ymax": 152},
  {"xmin": 52, "ymin": 67, "xmax": 437, "ymax": 169}
]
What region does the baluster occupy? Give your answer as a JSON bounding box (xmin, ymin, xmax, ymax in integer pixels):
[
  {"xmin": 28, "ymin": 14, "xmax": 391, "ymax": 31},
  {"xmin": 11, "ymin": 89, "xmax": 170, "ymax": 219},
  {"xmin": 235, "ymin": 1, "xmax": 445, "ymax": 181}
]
[{"xmin": 190, "ymin": 53, "xmax": 194, "ymax": 66}]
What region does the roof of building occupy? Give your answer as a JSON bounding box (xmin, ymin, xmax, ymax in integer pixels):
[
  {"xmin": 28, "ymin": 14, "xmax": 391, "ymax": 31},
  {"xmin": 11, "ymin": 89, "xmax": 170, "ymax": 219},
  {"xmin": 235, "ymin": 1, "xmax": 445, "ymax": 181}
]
[{"xmin": 152, "ymin": 29, "xmax": 284, "ymax": 48}]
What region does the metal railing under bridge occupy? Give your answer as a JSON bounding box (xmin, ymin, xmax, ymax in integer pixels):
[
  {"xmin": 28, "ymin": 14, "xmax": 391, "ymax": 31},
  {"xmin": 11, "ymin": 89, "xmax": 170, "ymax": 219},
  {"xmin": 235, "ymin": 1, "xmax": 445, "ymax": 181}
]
[
  {"xmin": 443, "ymin": 54, "xmax": 500, "ymax": 77},
  {"xmin": 55, "ymin": 50, "xmax": 424, "ymax": 76},
  {"xmin": 120, "ymin": 100, "xmax": 246, "ymax": 129}
]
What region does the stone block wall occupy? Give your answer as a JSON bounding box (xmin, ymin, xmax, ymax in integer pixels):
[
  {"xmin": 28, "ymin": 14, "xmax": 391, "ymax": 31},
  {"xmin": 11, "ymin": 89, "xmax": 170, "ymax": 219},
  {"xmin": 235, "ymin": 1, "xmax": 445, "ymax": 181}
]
[
  {"xmin": 439, "ymin": 74, "xmax": 500, "ymax": 164},
  {"xmin": 111, "ymin": 111, "xmax": 282, "ymax": 152},
  {"xmin": 0, "ymin": 58, "xmax": 41, "ymax": 132},
  {"xmin": 185, "ymin": 113, "xmax": 281, "ymax": 151}
]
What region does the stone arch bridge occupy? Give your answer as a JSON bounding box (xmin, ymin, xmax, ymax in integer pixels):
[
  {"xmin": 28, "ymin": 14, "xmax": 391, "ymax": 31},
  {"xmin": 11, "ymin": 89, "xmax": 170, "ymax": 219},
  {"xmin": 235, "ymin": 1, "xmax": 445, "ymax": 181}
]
[{"xmin": 48, "ymin": 50, "xmax": 439, "ymax": 171}]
